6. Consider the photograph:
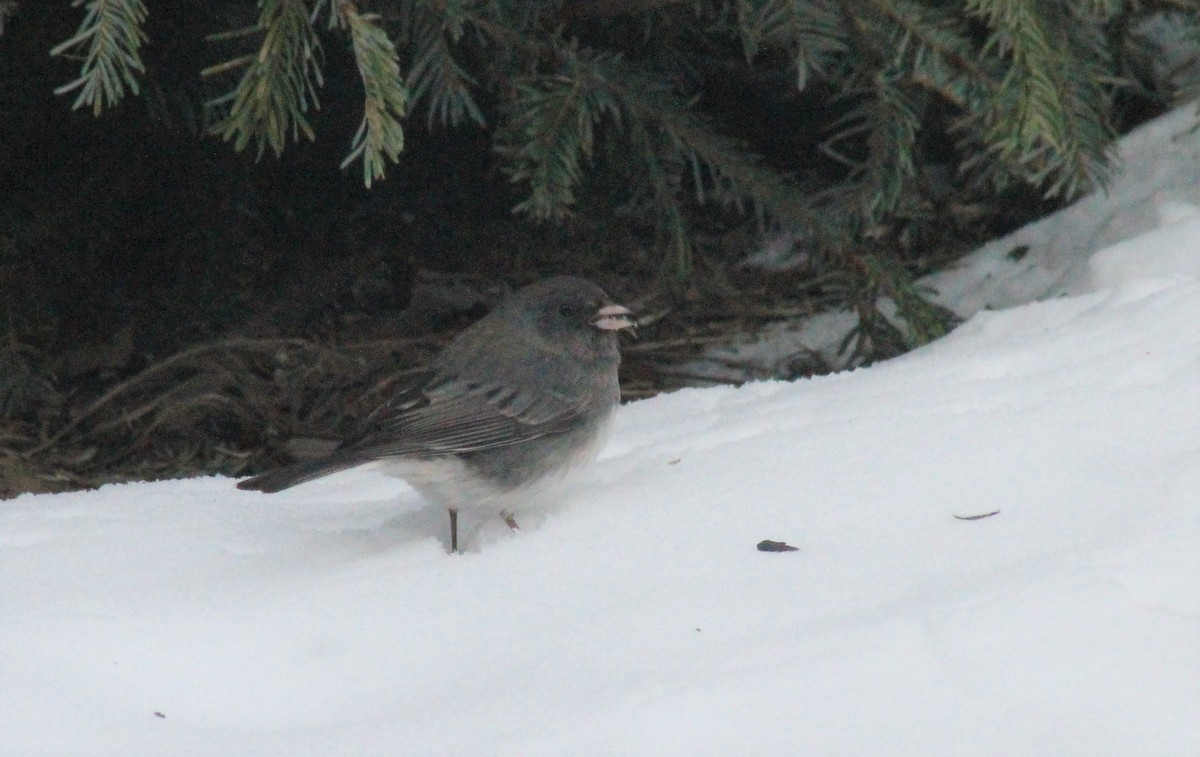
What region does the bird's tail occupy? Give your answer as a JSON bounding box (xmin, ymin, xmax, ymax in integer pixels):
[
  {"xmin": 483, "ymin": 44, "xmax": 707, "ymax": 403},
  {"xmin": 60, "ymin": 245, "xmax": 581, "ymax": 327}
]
[{"xmin": 236, "ymin": 454, "xmax": 367, "ymax": 493}]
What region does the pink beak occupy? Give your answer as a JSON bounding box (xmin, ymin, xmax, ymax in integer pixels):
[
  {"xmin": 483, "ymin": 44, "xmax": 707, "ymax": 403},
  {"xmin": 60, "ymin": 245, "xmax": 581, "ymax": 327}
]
[{"xmin": 592, "ymin": 303, "xmax": 636, "ymax": 332}]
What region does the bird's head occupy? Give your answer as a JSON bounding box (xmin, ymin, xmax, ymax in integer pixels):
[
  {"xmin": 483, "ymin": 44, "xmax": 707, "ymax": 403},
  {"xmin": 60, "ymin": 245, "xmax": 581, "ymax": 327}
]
[{"xmin": 506, "ymin": 276, "xmax": 636, "ymax": 358}]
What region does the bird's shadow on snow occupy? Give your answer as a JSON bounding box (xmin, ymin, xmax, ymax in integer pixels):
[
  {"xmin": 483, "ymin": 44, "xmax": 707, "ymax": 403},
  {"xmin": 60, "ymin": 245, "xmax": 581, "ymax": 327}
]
[
  {"xmin": 292, "ymin": 503, "xmax": 448, "ymax": 559},
  {"xmin": 294, "ymin": 502, "xmax": 539, "ymax": 558}
]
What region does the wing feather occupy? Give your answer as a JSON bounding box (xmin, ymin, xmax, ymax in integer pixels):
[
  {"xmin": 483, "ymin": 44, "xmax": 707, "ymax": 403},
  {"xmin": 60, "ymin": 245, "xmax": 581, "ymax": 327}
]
[{"xmin": 339, "ymin": 369, "xmax": 584, "ymax": 459}]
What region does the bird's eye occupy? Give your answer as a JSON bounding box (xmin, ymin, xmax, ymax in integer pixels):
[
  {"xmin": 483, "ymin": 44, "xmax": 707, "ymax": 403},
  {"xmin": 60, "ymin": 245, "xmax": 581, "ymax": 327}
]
[{"xmin": 558, "ymin": 304, "xmax": 577, "ymax": 318}]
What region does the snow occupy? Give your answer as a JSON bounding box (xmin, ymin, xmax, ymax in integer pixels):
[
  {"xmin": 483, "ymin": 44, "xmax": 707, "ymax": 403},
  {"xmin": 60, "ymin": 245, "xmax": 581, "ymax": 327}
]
[
  {"xmin": 713, "ymin": 103, "xmax": 1200, "ymax": 372},
  {"xmin": 5, "ymin": 108, "xmax": 1200, "ymax": 755},
  {"xmin": 926, "ymin": 103, "xmax": 1200, "ymax": 314}
]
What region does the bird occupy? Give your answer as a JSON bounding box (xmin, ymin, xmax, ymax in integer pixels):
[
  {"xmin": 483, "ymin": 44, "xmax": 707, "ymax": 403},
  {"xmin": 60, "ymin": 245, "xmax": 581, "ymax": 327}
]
[{"xmin": 237, "ymin": 276, "xmax": 636, "ymax": 552}]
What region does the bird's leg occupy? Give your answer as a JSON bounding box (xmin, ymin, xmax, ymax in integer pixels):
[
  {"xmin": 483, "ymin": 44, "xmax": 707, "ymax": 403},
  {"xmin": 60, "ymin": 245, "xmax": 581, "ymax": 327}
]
[
  {"xmin": 501, "ymin": 511, "xmax": 520, "ymax": 532},
  {"xmin": 448, "ymin": 508, "xmax": 459, "ymax": 553}
]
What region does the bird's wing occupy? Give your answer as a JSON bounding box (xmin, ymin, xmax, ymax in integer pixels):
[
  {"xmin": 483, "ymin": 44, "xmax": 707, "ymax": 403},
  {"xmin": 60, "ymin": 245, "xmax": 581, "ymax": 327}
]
[{"xmin": 341, "ymin": 370, "xmax": 585, "ymax": 459}]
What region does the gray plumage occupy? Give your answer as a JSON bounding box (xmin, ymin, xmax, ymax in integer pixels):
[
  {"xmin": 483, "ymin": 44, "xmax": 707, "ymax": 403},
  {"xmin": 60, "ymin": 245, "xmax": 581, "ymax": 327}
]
[{"xmin": 237, "ymin": 276, "xmax": 635, "ymax": 550}]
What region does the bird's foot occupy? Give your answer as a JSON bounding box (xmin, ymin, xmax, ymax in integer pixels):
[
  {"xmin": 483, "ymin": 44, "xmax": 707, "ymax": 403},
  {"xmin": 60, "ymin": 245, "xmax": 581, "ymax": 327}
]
[{"xmin": 501, "ymin": 512, "xmax": 520, "ymax": 532}]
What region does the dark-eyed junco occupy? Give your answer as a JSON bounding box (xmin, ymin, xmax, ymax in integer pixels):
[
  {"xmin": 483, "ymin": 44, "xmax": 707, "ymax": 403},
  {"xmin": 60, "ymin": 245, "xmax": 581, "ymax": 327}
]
[{"xmin": 237, "ymin": 276, "xmax": 636, "ymax": 551}]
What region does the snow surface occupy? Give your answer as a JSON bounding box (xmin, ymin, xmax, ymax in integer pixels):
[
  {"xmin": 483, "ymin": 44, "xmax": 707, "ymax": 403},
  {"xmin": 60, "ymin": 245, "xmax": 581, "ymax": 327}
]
[
  {"xmin": 712, "ymin": 102, "xmax": 1200, "ymax": 374},
  {"xmin": 5, "ymin": 109, "xmax": 1200, "ymax": 755}
]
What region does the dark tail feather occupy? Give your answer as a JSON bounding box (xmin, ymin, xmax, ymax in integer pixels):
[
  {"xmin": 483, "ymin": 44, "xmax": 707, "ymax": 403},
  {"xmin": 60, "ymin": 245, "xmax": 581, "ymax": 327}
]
[{"xmin": 236, "ymin": 455, "xmax": 367, "ymax": 493}]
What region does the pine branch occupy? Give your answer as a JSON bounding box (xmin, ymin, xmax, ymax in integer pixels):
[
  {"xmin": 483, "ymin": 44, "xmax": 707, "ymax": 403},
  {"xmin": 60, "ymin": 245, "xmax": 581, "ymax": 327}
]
[
  {"xmin": 400, "ymin": 0, "xmax": 485, "ymax": 128},
  {"xmin": 51, "ymin": 0, "xmax": 148, "ymax": 116},
  {"xmin": 203, "ymin": 0, "xmax": 324, "ymax": 159},
  {"xmin": 495, "ymin": 47, "xmax": 623, "ymax": 220},
  {"xmin": 863, "ymin": 0, "xmax": 991, "ymax": 107},
  {"xmin": 862, "ymin": 72, "xmax": 925, "ymax": 220},
  {"xmin": 602, "ymin": 57, "xmax": 832, "ymax": 235},
  {"xmin": 623, "ymin": 116, "xmax": 694, "ymax": 274},
  {"xmin": 864, "ymin": 254, "xmax": 957, "ymax": 347},
  {"xmin": 334, "ymin": 2, "xmax": 408, "ymax": 187},
  {"xmin": 966, "ymin": 0, "xmax": 1116, "ymax": 198},
  {"xmin": 737, "ymin": 0, "xmax": 849, "ymax": 90},
  {"xmin": 827, "ymin": 0, "xmax": 988, "ymax": 220},
  {"xmin": 833, "ymin": 252, "xmax": 957, "ymax": 365},
  {"xmin": 496, "ymin": 44, "xmax": 845, "ymax": 273}
]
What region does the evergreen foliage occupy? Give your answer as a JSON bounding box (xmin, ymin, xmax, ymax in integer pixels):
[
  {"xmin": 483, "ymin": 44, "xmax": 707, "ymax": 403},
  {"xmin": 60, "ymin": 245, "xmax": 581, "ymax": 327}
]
[
  {"xmin": 50, "ymin": 0, "xmax": 148, "ymax": 116},
  {"xmin": 32, "ymin": 0, "xmax": 1200, "ymax": 353},
  {"xmin": 203, "ymin": 0, "xmax": 326, "ymax": 158},
  {"xmin": 331, "ymin": 2, "xmax": 409, "ymax": 187}
]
